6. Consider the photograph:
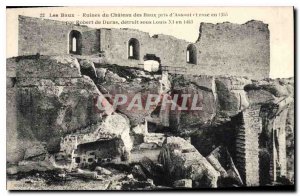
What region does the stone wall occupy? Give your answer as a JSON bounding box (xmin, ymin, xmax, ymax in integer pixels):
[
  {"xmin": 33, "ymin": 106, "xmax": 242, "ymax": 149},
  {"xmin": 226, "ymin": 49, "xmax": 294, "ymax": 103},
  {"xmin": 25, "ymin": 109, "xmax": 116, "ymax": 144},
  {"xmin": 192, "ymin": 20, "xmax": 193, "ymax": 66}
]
[
  {"xmin": 99, "ymin": 28, "xmax": 190, "ymax": 68},
  {"xmin": 82, "ymin": 29, "xmax": 100, "ymax": 55},
  {"xmin": 275, "ymin": 109, "xmax": 289, "ymax": 178},
  {"xmin": 286, "ymin": 102, "xmax": 294, "ymax": 183},
  {"xmin": 235, "ymin": 106, "xmax": 261, "ymax": 187},
  {"xmin": 18, "ymin": 16, "xmax": 270, "ymax": 79},
  {"xmin": 242, "ymin": 106, "xmax": 261, "ymax": 186},
  {"xmin": 268, "ymin": 107, "xmax": 290, "ymax": 182},
  {"xmin": 193, "ymin": 21, "xmax": 270, "ymax": 79},
  {"xmin": 18, "ymin": 16, "xmax": 99, "ymax": 56}
]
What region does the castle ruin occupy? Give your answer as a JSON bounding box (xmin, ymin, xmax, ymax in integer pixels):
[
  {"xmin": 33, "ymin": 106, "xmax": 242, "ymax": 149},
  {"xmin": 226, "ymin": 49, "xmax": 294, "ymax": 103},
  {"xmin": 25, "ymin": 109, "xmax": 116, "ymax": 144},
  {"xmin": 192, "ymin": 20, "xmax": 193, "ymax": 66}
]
[
  {"xmin": 6, "ymin": 15, "xmax": 293, "ymax": 190},
  {"xmin": 18, "ymin": 15, "xmax": 270, "ymax": 80}
]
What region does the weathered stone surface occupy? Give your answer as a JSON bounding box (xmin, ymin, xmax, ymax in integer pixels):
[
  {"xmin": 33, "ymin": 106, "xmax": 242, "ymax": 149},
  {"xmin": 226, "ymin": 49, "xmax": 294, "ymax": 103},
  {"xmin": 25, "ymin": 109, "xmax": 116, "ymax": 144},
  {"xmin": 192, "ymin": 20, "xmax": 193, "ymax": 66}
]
[
  {"xmin": 15, "ymin": 76, "xmax": 106, "ymax": 153},
  {"xmin": 105, "ymin": 70, "xmax": 127, "ymax": 83},
  {"xmin": 246, "ymin": 89, "xmax": 276, "ymax": 105},
  {"xmin": 245, "ymin": 79, "xmax": 292, "ymax": 97},
  {"xmin": 14, "ymin": 159, "xmax": 57, "ymax": 173},
  {"xmin": 7, "ymin": 58, "xmax": 17, "ymax": 88},
  {"xmin": 286, "ymin": 101, "xmax": 294, "ymax": 183},
  {"xmin": 6, "ymin": 54, "xmax": 295, "ymax": 189},
  {"xmin": 95, "ymin": 166, "xmax": 112, "ymax": 175},
  {"xmin": 194, "ymin": 20, "xmax": 270, "ymax": 80},
  {"xmin": 158, "ymin": 137, "xmax": 220, "ymax": 188},
  {"xmin": 95, "ymin": 113, "xmax": 133, "ymax": 156},
  {"xmin": 24, "ymin": 143, "xmax": 47, "ymax": 161},
  {"xmin": 190, "ymin": 129, "xmax": 220, "ymax": 157},
  {"xmin": 6, "ymin": 58, "xmax": 17, "ymax": 78},
  {"xmin": 132, "ymin": 165, "xmax": 147, "ymax": 181},
  {"xmin": 169, "ymin": 75, "xmax": 217, "ymax": 133},
  {"xmin": 6, "ymin": 56, "xmax": 113, "ymax": 164},
  {"xmin": 79, "ymin": 59, "xmax": 95, "ymax": 69},
  {"xmin": 215, "ymin": 76, "xmax": 251, "ymax": 117},
  {"xmin": 14, "ymin": 55, "xmax": 81, "ymax": 78},
  {"xmin": 120, "ymin": 178, "xmax": 155, "ymax": 190},
  {"xmin": 132, "ymin": 122, "xmax": 148, "ymax": 135},
  {"xmin": 139, "ymin": 157, "xmax": 157, "ymax": 176},
  {"xmin": 7, "ymin": 166, "xmax": 18, "ymax": 175},
  {"xmin": 71, "ymin": 169, "xmax": 98, "ymax": 179},
  {"xmin": 206, "ymin": 146, "xmax": 243, "ymax": 186},
  {"xmin": 19, "ymin": 16, "xmax": 270, "ymax": 80},
  {"xmin": 160, "ymin": 72, "xmax": 171, "ymax": 94},
  {"xmin": 79, "ymin": 59, "xmax": 97, "ymax": 79},
  {"xmin": 60, "ymin": 113, "xmax": 133, "ymax": 164},
  {"xmin": 95, "ymin": 65, "xmax": 165, "ymax": 126},
  {"xmin": 131, "ymin": 122, "xmax": 148, "ymax": 145},
  {"xmin": 95, "ymin": 68, "xmax": 107, "ymax": 81},
  {"xmin": 144, "ymin": 133, "xmax": 165, "ymax": 147},
  {"xmin": 245, "ymin": 78, "xmax": 294, "ymax": 106},
  {"xmin": 7, "ymin": 77, "xmax": 16, "ymax": 88},
  {"xmin": 7, "ymin": 87, "xmax": 19, "ymax": 163},
  {"xmin": 135, "ymin": 158, "xmax": 163, "ymax": 184},
  {"xmin": 173, "ymin": 179, "xmax": 192, "ymax": 188},
  {"xmin": 206, "ymin": 147, "xmax": 227, "ymax": 177}
]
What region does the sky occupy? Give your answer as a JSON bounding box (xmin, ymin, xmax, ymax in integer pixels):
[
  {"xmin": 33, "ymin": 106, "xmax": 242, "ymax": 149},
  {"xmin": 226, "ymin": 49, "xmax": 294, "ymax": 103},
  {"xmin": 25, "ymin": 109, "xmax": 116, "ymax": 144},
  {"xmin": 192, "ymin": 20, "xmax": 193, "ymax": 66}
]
[{"xmin": 6, "ymin": 6, "xmax": 294, "ymax": 78}]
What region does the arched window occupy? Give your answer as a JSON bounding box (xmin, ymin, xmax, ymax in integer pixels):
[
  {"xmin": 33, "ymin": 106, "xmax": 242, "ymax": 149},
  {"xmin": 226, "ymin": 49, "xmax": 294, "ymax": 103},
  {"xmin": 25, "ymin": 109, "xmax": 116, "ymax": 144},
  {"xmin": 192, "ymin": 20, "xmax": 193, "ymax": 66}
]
[
  {"xmin": 69, "ymin": 30, "xmax": 82, "ymax": 55},
  {"xmin": 186, "ymin": 44, "xmax": 197, "ymax": 64},
  {"xmin": 128, "ymin": 38, "xmax": 140, "ymax": 60},
  {"xmin": 72, "ymin": 37, "xmax": 77, "ymax": 52}
]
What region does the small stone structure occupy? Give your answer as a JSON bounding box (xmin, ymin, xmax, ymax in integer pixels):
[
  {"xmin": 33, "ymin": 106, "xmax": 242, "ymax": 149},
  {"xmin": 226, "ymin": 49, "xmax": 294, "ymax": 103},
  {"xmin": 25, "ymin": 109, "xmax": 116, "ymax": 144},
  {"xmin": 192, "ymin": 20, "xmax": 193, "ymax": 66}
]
[{"xmin": 60, "ymin": 134, "xmax": 123, "ymax": 168}]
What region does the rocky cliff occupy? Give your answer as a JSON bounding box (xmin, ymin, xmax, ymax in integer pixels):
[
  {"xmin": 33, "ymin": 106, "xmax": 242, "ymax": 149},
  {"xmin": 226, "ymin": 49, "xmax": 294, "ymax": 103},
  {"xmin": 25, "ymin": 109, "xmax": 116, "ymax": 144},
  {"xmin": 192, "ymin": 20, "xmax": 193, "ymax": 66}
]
[{"xmin": 6, "ymin": 55, "xmax": 294, "ymax": 190}]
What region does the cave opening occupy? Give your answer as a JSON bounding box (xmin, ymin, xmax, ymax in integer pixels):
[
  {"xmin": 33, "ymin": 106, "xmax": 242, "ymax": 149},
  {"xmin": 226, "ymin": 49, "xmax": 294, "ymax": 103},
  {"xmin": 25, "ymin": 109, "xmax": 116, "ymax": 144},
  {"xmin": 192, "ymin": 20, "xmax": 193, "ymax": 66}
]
[{"xmin": 73, "ymin": 138, "xmax": 124, "ymax": 168}]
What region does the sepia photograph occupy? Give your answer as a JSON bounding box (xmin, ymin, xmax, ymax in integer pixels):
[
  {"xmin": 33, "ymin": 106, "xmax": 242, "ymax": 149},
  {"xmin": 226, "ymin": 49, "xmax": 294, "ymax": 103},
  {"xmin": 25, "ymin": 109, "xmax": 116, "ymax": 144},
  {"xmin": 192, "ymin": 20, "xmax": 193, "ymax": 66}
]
[{"xmin": 5, "ymin": 6, "xmax": 294, "ymax": 191}]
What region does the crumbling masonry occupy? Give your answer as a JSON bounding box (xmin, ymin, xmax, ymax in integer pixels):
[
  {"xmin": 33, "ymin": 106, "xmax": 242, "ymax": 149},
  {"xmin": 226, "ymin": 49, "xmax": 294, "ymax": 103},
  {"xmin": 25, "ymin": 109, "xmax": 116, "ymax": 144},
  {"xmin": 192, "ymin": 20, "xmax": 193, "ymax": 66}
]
[{"xmin": 18, "ymin": 15, "xmax": 270, "ymax": 80}]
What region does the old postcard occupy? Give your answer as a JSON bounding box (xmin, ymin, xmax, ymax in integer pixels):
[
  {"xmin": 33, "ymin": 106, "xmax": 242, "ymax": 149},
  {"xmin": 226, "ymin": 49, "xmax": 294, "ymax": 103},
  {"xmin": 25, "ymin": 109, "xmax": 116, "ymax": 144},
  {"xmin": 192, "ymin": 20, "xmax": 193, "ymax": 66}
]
[{"xmin": 6, "ymin": 6, "xmax": 294, "ymax": 190}]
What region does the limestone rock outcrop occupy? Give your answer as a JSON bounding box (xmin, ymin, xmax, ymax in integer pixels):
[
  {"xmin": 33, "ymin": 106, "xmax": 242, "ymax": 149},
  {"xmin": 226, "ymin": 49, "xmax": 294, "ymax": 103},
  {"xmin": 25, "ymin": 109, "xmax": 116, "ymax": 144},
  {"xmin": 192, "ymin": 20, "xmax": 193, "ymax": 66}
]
[
  {"xmin": 206, "ymin": 146, "xmax": 243, "ymax": 186},
  {"xmin": 59, "ymin": 113, "xmax": 133, "ymax": 162},
  {"xmin": 6, "ymin": 55, "xmax": 294, "ymax": 189},
  {"xmin": 94, "ymin": 65, "xmax": 169, "ymax": 126},
  {"xmin": 169, "ymin": 75, "xmax": 217, "ymax": 134},
  {"xmin": 158, "ymin": 137, "xmax": 220, "ymax": 188},
  {"xmin": 79, "ymin": 59, "xmax": 97, "ymax": 80},
  {"xmin": 15, "ymin": 55, "xmax": 81, "ymax": 78},
  {"xmin": 6, "ymin": 56, "xmax": 112, "ymax": 163}
]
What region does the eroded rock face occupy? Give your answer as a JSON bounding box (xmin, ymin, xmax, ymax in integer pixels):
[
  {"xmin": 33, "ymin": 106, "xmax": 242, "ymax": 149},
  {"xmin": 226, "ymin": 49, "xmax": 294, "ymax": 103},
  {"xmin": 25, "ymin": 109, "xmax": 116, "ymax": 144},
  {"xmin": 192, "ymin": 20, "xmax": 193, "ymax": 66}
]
[
  {"xmin": 95, "ymin": 66, "xmax": 168, "ymax": 126},
  {"xmin": 245, "ymin": 78, "xmax": 293, "ymax": 98},
  {"xmin": 131, "ymin": 122, "xmax": 148, "ymax": 145},
  {"xmin": 158, "ymin": 137, "xmax": 220, "ymax": 188},
  {"xmin": 173, "ymin": 179, "xmax": 192, "ymax": 188},
  {"xmin": 244, "ymin": 78, "xmax": 294, "ymax": 111},
  {"xmin": 24, "ymin": 143, "xmax": 48, "ymax": 161},
  {"xmin": 286, "ymin": 101, "xmax": 294, "ymax": 183},
  {"xmin": 15, "ymin": 55, "xmax": 81, "ymax": 78},
  {"xmin": 15, "ymin": 76, "xmax": 106, "ymax": 152},
  {"xmin": 6, "ymin": 55, "xmax": 294, "ymax": 188},
  {"xmin": 206, "ymin": 146, "xmax": 243, "ymax": 186},
  {"xmin": 169, "ymin": 75, "xmax": 217, "ymax": 134},
  {"xmin": 7, "ymin": 56, "xmax": 112, "ymax": 164},
  {"xmin": 215, "ymin": 77, "xmax": 251, "ymax": 117},
  {"xmin": 56, "ymin": 111, "xmax": 132, "ymax": 169},
  {"xmin": 79, "ymin": 59, "xmax": 97, "ymax": 80},
  {"xmin": 96, "ymin": 113, "xmax": 133, "ymax": 155}
]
